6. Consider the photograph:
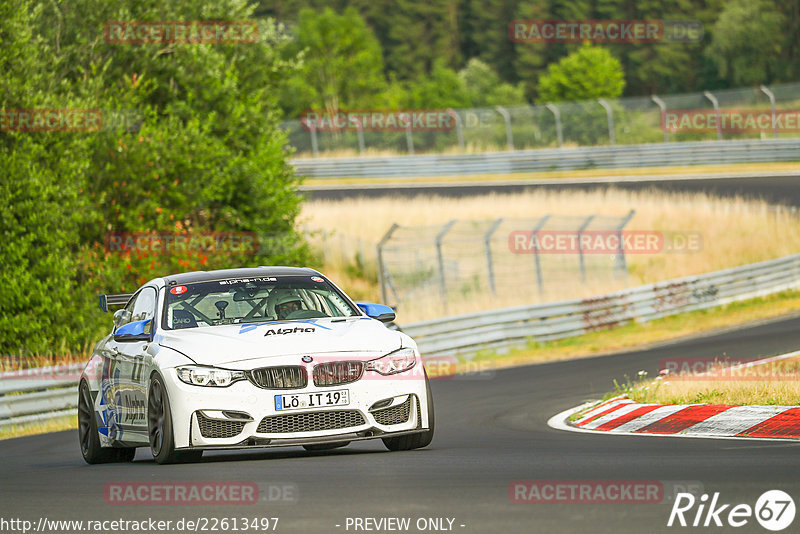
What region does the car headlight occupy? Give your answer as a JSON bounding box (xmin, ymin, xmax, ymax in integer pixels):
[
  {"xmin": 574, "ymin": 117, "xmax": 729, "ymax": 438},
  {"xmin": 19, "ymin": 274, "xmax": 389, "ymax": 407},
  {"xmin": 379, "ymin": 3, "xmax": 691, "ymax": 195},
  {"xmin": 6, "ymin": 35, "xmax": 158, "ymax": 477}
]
[
  {"xmin": 366, "ymin": 348, "xmax": 417, "ymax": 375},
  {"xmin": 176, "ymin": 366, "xmax": 246, "ymax": 387}
]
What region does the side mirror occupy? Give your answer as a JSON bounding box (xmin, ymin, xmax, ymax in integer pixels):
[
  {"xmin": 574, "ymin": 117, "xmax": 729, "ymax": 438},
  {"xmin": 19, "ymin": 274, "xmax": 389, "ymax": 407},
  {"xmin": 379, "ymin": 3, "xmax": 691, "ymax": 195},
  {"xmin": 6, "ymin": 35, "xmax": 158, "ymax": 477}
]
[
  {"xmin": 114, "ymin": 319, "xmax": 152, "ymax": 342},
  {"xmin": 113, "ymin": 309, "xmax": 131, "ymax": 328},
  {"xmin": 356, "ymin": 302, "xmax": 396, "ymax": 323}
]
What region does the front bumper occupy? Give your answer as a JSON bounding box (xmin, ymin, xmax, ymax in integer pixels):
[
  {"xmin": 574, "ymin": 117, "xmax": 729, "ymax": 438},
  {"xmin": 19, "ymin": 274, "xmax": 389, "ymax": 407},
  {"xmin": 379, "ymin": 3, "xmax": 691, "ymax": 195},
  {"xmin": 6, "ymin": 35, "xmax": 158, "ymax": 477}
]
[{"xmin": 161, "ymin": 359, "xmax": 430, "ymax": 449}]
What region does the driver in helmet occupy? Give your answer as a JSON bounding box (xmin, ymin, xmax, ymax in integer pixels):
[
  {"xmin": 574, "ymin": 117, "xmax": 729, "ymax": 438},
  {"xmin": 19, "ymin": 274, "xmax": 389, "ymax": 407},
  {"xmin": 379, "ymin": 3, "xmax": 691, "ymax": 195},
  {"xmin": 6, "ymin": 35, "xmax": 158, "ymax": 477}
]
[{"xmin": 275, "ymin": 294, "xmax": 304, "ymax": 320}]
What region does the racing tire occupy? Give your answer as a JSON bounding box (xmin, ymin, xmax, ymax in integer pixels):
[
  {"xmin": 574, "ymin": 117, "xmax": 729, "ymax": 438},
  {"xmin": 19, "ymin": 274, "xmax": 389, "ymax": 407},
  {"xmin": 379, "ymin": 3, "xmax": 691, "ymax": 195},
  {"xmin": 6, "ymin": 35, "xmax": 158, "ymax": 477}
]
[
  {"xmin": 148, "ymin": 374, "xmax": 200, "ymax": 464},
  {"xmin": 78, "ymin": 380, "xmax": 135, "ymax": 464},
  {"xmin": 382, "ymin": 371, "xmax": 435, "ymax": 451},
  {"xmin": 303, "ymin": 442, "xmax": 350, "ymax": 452}
]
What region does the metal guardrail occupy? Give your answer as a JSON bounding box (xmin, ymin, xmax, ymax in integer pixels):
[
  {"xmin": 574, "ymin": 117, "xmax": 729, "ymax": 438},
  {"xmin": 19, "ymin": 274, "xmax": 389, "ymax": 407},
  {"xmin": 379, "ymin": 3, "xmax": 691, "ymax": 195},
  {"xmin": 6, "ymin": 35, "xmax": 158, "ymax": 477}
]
[
  {"xmin": 0, "ymin": 390, "xmax": 76, "ymax": 425},
  {"xmin": 292, "ymin": 138, "xmax": 800, "ymax": 179},
  {"xmin": 403, "ymin": 252, "xmax": 800, "ymax": 357},
  {"xmin": 0, "ymin": 363, "xmax": 83, "ymax": 395},
  {"xmin": 2, "ymin": 252, "xmax": 800, "ymax": 428},
  {"xmin": 0, "ymin": 363, "xmax": 83, "ymax": 428}
]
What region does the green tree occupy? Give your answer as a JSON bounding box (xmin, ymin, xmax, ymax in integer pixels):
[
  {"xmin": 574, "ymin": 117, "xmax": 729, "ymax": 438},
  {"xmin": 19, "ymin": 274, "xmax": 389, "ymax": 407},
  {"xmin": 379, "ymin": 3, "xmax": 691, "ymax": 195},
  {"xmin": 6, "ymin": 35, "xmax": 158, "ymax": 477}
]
[
  {"xmin": 280, "ymin": 7, "xmax": 387, "ymax": 116},
  {"xmin": 460, "ymin": 0, "xmax": 521, "ymax": 82},
  {"xmin": 398, "ymin": 60, "xmax": 471, "ymax": 109},
  {"xmin": 536, "ymin": 43, "xmax": 626, "ymax": 103},
  {"xmin": 706, "ymin": 0, "xmax": 786, "ymax": 85},
  {"xmin": 458, "ymin": 58, "xmax": 527, "ymax": 106},
  {"xmin": 1, "ymin": 0, "xmax": 309, "ymax": 356},
  {"xmin": 0, "ymin": 0, "xmax": 97, "ymax": 356},
  {"xmin": 596, "ymin": 0, "xmax": 705, "ymax": 95},
  {"xmin": 510, "ymin": 0, "xmax": 579, "ymax": 100},
  {"xmin": 774, "ymin": 0, "xmax": 800, "ymax": 82},
  {"xmin": 379, "ymin": 0, "xmax": 460, "ymax": 80}
]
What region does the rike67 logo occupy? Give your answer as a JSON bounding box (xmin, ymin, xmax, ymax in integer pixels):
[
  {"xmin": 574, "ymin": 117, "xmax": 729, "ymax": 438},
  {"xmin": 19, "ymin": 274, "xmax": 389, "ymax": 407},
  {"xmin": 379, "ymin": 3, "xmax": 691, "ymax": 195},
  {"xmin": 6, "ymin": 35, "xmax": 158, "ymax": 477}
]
[{"xmin": 668, "ymin": 490, "xmax": 795, "ymax": 531}]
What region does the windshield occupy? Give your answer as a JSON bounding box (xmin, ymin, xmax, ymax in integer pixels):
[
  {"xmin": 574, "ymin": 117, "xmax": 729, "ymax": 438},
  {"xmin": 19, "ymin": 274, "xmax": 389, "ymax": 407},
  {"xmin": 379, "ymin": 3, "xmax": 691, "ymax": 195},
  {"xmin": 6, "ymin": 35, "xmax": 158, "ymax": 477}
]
[{"xmin": 162, "ymin": 275, "xmax": 359, "ymax": 330}]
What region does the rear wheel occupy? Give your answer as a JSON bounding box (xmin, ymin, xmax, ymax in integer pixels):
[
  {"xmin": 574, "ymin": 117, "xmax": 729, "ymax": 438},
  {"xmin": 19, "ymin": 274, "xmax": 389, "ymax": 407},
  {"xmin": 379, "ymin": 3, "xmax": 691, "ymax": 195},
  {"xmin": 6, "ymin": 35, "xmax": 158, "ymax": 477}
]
[
  {"xmin": 303, "ymin": 441, "xmax": 350, "ymax": 452},
  {"xmin": 78, "ymin": 381, "xmax": 135, "ymax": 464},
  {"xmin": 382, "ymin": 372, "xmax": 435, "ymax": 451}
]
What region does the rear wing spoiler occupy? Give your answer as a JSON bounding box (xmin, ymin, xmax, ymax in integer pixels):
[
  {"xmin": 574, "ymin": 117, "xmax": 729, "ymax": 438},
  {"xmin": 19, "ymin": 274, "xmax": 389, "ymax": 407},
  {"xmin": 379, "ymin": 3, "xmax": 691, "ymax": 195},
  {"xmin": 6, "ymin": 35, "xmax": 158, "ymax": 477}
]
[{"xmin": 99, "ymin": 293, "xmax": 134, "ymax": 313}]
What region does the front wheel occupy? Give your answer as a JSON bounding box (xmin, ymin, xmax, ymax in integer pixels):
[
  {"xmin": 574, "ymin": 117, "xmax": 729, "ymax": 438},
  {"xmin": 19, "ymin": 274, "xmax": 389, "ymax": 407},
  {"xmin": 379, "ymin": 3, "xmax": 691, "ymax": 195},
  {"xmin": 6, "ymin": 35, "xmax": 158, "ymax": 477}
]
[
  {"xmin": 382, "ymin": 372, "xmax": 435, "ymax": 451},
  {"xmin": 78, "ymin": 381, "xmax": 136, "ymax": 464},
  {"xmin": 148, "ymin": 374, "xmax": 203, "ymax": 464},
  {"xmin": 148, "ymin": 374, "xmax": 178, "ymax": 464}
]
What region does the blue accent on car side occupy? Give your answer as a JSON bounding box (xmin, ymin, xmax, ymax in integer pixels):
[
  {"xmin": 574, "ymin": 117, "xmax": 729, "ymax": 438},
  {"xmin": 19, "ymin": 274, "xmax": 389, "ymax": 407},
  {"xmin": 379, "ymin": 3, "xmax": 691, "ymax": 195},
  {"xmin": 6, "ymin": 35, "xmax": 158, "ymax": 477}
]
[
  {"xmin": 115, "ymin": 319, "xmax": 151, "ymax": 337},
  {"xmin": 356, "ymin": 302, "xmax": 394, "ymax": 318}
]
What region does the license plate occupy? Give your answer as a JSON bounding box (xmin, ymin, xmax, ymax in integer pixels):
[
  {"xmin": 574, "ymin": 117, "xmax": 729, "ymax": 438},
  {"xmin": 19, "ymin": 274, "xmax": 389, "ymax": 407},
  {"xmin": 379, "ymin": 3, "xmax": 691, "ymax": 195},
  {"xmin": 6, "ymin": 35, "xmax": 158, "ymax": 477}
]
[{"xmin": 274, "ymin": 390, "xmax": 349, "ymax": 411}]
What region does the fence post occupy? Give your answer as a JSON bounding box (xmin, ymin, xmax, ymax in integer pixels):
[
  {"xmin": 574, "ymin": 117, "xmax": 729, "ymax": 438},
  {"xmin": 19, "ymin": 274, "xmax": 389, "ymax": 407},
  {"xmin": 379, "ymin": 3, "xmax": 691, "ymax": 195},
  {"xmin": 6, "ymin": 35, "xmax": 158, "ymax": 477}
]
[
  {"xmin": 545, "ymin": 103, "xmax": 563, "ymax": 147},
  {"xmin": 309, "ymin": 121, "xmax": 319, "ymax": 157},
  {"xmin": 376, "ymin": 224, "xmax": 400, "ymax": 305},
  {"xmin": 436, "ymin": 220, "xmax": 457, "ymax": 314},
  {"xmin": 532, "ymin": 215, "xmax": 551, "ymax": 295},
  {"xmin": 760, "ymin": 85, "xmax": 778, "ymax": 138},
  {"xmin": 577, "ymin": 215, "xmax": 595, "ymax": 283},
  {"xmin": 651, "ymin": 95, "xmax": 669, "ymax": 143},
  {"xmin": 405, "ymin": 118, "xmax": 415, "ymax": 154},
  {"xmin": 484, "ymin": 218, "xmax": 505, "ymax": 294},
  {"xmin": 614, "ymin": 210, "xmax": 636, "ymax": 277},
  {"xmin": 495, "ymin": 106, "xmax": 514, "ymax": 150},
  {"xmin": 598, "ymin": 99, "xmax": 615, "ymax": 145},
  {"xmin": 449, "ymin": 110, "xmax": 465, "ymax": 152},
  {"xmin": 355, "ymin": 119, "xmax": 366, "ymax": 155},
  {"xmin": 703, "ymin": 91, "xmax": 723, "ymax": 140}
]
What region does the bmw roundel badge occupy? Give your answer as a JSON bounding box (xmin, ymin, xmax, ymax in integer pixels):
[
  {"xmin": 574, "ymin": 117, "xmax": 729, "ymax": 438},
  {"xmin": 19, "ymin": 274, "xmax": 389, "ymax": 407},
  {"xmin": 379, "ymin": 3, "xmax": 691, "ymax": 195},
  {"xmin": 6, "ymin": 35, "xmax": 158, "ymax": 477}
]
[{"xmin": 301, "ymin": 355, "xmax": 313, "ymax": 363}]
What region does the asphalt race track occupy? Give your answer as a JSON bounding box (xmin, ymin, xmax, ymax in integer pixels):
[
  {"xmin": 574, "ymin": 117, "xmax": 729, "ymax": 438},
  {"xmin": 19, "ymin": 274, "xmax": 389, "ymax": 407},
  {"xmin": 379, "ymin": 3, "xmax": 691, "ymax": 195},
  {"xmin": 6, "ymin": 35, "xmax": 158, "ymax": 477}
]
[
  {"xmin": 304, "ymin": 174, "xmax": 800, "ymax": 206},
  {"xmin": 2, "ymin": 315, "xmax": 800, "ymax": 533}
]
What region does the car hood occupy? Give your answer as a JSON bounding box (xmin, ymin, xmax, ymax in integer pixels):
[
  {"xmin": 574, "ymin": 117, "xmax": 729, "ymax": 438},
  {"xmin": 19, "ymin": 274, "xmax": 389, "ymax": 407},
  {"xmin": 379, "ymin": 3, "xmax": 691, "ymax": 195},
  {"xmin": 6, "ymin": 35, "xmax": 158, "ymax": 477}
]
[{"xmin": 156, "ymin": 317, "xmax": 402, "ymax": 366}]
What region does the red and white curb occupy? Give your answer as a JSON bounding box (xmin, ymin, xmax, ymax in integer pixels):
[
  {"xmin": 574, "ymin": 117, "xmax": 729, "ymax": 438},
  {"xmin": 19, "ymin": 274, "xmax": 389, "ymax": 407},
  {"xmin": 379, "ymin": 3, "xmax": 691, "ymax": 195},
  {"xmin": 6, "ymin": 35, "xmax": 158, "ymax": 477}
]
[{"xmin": 548, "ymin": 396, "xmax": 800, "ymax": 441}]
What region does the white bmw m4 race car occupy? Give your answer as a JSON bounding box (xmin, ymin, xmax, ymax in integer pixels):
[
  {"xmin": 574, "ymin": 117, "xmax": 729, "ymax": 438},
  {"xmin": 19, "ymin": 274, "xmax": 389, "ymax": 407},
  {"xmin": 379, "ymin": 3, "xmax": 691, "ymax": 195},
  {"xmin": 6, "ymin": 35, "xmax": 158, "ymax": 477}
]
[{"xmin": 79, "ymin": 267, "xmax": 434, "ymax": 464}]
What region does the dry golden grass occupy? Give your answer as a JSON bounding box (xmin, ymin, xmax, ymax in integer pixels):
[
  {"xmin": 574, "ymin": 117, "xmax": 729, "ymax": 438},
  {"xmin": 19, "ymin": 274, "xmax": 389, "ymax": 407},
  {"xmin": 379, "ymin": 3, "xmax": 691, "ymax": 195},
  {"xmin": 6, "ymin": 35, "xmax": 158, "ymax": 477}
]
[
  {"xmin": 0, "ymin": 351, "xmax": 89, "ymax": 373},
  {"xmin": 631, "ymin": 380, "xmax": 800, "ymax": 406},
  {"xmin": 0, "ymin": 414, "xmax": 77, "ymax": 441},
  {"xmin": 302, "ymin": 188, "xmax": 800, "ymax": 321},
  {"xmin": 624, "ymin": 356, "xmax": 800, "ymax": 406}
]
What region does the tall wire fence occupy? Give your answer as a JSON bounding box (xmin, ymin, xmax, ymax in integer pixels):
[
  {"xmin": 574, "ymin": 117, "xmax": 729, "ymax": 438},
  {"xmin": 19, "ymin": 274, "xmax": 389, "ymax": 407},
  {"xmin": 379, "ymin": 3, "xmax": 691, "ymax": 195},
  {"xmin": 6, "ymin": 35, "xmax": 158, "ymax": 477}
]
[
  {"xmin": 375, "ymin": 213, "xmax": 635, "ymax": 318},
  {"xmin": 282, "ymin": 82, "xmax": 800, "ymax": 157}
]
